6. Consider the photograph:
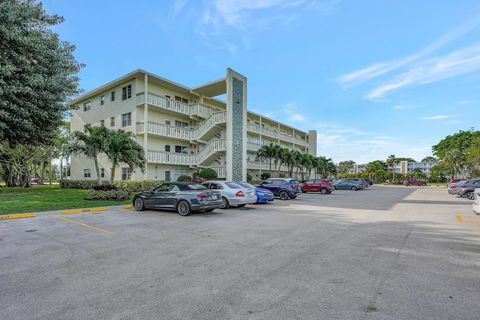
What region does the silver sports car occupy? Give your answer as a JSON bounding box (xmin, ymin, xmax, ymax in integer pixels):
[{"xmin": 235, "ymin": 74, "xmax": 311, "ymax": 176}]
[{"xmin": 202, "ymin": 181, "xmax": 257, "ymax": 209}]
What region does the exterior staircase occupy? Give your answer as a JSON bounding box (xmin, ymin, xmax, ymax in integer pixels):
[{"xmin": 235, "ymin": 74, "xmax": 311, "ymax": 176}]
[
  {"xmin": 196, "ymin": 139, "xmax": 226, "ymax": 167},
  {"xmin": 196, "ymin": 111, "xmax": 226, "ymax": 142}
]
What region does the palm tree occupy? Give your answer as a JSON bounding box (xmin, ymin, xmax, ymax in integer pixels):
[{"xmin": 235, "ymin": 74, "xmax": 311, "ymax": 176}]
[
  {"xmin": 279, "ymin": 148, "xmax": 294, "ymax": 176},
  {"xmin": 272, "ymin": 144, "xmax": 283, "ymax": 175},
  {"xmin": 104, "ymin": 129, "xmax": 146, "ymax": 184},
  {"xmin": 66, "ymin": 124, "xmax": 109, "ymax": 185},
  {"xmin": 257, "ymin": 143, "xmax": 276, "ymax": 174}
]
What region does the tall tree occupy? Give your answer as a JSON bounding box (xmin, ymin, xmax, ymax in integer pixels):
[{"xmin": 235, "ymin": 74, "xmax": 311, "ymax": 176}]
[
  {"xmin": 0, "ymin": 0, "xmax": 82, "ymax": 186},
  {"xmin": 0, "ymin": 0, "xmax": 82, "ymax": 145},
  {"xmin": 337, "ymin": 160, "xmax": 356, "ymax": 174}
]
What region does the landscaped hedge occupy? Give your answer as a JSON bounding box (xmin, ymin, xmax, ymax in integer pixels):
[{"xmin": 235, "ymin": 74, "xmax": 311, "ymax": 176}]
[
  {"xmin": 84, "ymin": 189, "xmax": 130, "ymax": 201},
  {"xmin": 61, "ymin": 180, "xmax": 163, "ymax": 192}
]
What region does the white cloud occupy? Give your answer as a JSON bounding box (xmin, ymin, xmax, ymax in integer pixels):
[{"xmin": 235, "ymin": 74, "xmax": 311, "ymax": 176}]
[
  {"xmin": 338, "ymin": 15, "xmax": 480, "ymax": 85},
  {"xmin": 283, "ymin": 102, "xmax": 306, "ymax": 122},
  {"xmin": 393, "ymin": 104, "xmax": 417, "ymax": 110},
  {"xmin": 365, "ymin": 44, "xmax": 480, "ymax": 99},
  {"xmin": 171, "ymin": 0, "xmax": 189, "ymax": 16},
  {"xmin": 419, "ymin": 114, "xmax": 453, "ymax": 120}
]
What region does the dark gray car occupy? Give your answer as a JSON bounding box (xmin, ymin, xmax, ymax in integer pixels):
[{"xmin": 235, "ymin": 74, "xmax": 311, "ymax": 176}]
[
  {"xmin": 333, "ymin": 179, "xmax": 365, "ymax": 191},
  {"xmin": 457, "ymin": 179, "xmax": 480, "ymax": 200},
  {"xmin": 132, "ymin": 182, "xmax": 223, "ymax": 216}
]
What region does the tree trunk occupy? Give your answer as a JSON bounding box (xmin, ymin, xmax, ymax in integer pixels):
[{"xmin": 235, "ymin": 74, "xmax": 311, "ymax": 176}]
[
  {"xmin": 40, "ymin": 162, "xmax": 47, "ymax": 184},
  {"xmin": 49, "ymin": 161, "xmax": 53, "ymax": 185},
  {"xmin": 93, "ymin": 156, "xmax": 101, "ymax": 186},
  {"xmin": 110, "ymin": 160, "xmax": 117, "ymax": 184},
  {"xmin": 59, "ymin": 156, "xmax": 64, "ymax": 180}
]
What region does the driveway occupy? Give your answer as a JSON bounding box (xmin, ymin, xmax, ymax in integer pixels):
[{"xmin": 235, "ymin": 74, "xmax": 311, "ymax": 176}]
[{"xmin": 1, "ymin": 186, "xmax": 479, "ymax": 320}]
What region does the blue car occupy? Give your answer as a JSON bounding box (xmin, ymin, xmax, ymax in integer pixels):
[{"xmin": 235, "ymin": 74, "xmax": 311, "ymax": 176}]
[
  {"xmin": 256, "ymin": 178, "xmax": 301, "ymax": 200},
  {"xmin": 236, "ymin": 181, "xmax": 275, "ymax": 204}
]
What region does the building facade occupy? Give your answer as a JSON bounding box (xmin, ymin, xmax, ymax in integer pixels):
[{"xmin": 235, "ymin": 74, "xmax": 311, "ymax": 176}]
[
  {"xmin": 70, "ymin": 69, "xmax": 317, "ymax": 182},
  {"xmin": 352, "ymin": 161, "xmax": 436, "ymax": 176}
]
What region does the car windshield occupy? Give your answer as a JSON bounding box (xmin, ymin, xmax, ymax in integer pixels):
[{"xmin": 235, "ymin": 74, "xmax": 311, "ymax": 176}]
[
  {"xmin": 226, "ymin": 182, "xmax": 242, "ymax": 189},
  {"xmin": 237, "ymin": 182, "xmax": 255, "ymax": 189}
]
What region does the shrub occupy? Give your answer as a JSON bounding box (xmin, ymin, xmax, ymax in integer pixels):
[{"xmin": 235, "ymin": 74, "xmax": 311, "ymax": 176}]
[
  {"xmin": 93, "ymin": 184, "xmax": 117, "ymax": 191},
  {"xmin": 60, "ymin": 180, "xmax": 103, "ymax": 189},
  {"xmin": 61, "ymin": 179, "xmax": 162, "ymax": 192},
  {"xmin": 177, "ymin": 175, "xmax": 192, "ymax": 182},
  {"xmin": 197, "ymin": 168, "xmax": 217, "ymax": 180},
  {"xmin": 114, "ymin": 180, "xmax": 162, "ymax": 192},
  {"xmin": 246, "ymin": 172, "xmax": 252, "ymax": 182},
  {"xmin": 260, "ymin": 172, "xmax": 271, "ymax": 180},
  {"xmin": 84, "ymin": 189, "xmax": 130, "ymax": 200}
]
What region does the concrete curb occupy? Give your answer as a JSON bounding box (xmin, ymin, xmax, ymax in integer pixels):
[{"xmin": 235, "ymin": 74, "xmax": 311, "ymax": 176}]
[
  {"xmin": 0, "ymin": 213, "xmax": 37, "ymax": 220},
  {"xmin": 62, "ymin": 207, "xmax": 108, "ymax": 215}
]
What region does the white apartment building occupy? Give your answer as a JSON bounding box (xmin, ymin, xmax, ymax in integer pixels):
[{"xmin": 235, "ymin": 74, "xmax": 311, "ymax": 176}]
[
  {"xmin": 69, "ymin": 68, "xmax": 317, "ymax": 182},
  {"xmin": 353, "ymin": 161, "xmax": 436, "ymax": 176}
]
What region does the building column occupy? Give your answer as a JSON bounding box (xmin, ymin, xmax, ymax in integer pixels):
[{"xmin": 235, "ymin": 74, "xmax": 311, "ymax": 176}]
[
  {"xmin": 144, "ymin": 73, "xmax": 149, "ymax": 179},
  {"xmin": 225, "ymin": 68, "xmax": 247, "ymax": 181}
]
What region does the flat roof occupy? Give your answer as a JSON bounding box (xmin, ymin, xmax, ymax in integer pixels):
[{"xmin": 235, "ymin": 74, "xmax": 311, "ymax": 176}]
[{"xmin": 70, "ymin": 69, "xmax": 308, "ymax": 135}]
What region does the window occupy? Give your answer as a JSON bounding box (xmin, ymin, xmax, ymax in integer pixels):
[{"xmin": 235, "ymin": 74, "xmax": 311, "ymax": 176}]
[
  {"xmin": 175, "ymin": 120, "xmax": 189, "ymax": 128},
  {"xmin": 100, "ymin": 95, "xmax": 105, "ymax": 105},
  {"xmin": 122, "ymin": 85, "xmax": 132, "ymax": 100},
  {"xmin": 121, "ymin": 167, "xmax": 131, "ymax": 180},
  {"xmin": 100, "ymin": 168, "xmax": 105, "ymax": 178},
  {"xmin": 110, "ymin": 116, "xmax": 115, "ymax": 127},
  {"xmin": 174, "ymin": 96, "xmax": 188, "ymax": 104},
  {"xmin": 83, "ymin": 101, "xmax": 91, "ymax": 111},
  {"xmin": 165, "ymin": 120, "xmax": 171, "ymax": 126},
  {"xmin": 165, "ymin": 170, "xmax": 171, "ymax": 182},
  {"xmin": 111, "ymin": 91, "xmax": 115, "ymax": 101},
  {"xmin": 84, "ymin": 169, "xmax": 91, "ymax": 178},
  {"xmin": 100, "ymin": 120, "xmax": 104, "ymax": 127},
  {"xmin": 165, "ymin": 145, "xmax": 171, "ymax": 152},
  {"xmin": 175, "ymin": 145, "xmax": 188, "ymax": 154},
  {"xmin": 122, "ymin": 112, "xmax": 131, "ymax": 127}
]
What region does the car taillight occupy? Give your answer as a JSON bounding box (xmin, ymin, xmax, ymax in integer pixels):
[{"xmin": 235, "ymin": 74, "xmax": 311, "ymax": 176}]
[
  {"xmin": 196, "ymin": 194, "xmax": 208, "ymax": 199},
  {"xmin": 235, "ymin": 191, "xmax": 245, "ymax": 197},
  {"xmin": 461, "ymin": 186, "xmax": 466, "ymax": 188},
  {"xmin": 451, "ymin": 186, "xmax": 456, "ymax": 188}
]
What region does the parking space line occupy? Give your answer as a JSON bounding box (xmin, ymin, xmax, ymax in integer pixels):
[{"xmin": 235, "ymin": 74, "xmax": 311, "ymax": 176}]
[
  {"xmin": 123, "ymin": 205, "xmax": 133, "ymax": 209},
  {"xmin": 456, "ymin": 214, "xmax": 480, "ymax": 224},
  {"xmin": 52, "ymin": 215, "xmax": 114, "ymax": 234}
]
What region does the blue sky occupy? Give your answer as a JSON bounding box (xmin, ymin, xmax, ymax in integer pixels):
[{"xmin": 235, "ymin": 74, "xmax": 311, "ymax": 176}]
[{"xmin": 44, "ymin": 0, "xmax": 480, "ymax": 163}]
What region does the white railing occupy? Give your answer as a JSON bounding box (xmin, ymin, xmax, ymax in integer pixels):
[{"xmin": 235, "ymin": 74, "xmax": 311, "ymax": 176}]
[
  {"xmin": 211, "ymin": 167, "xmax": 226, "ymax": 178},
  {"xmin": 190, "ymin": 103, "xmax": 213, "ymax": 119},
  {"xmin": 247, "ymin": 142, "xmax": 262, "ymax": 151},
  {"xmin": 197, "ymin": 111, "xmax": 227, "ymax": 140},
  {"xmin": 147, "ymin": 150, "xmax": 195, "ymax": 165},
  {"xmin": 137, "ymin": 121, "xmax": 197, "ymax": 140},
  {"xmin": 197, "ymin": 139, "xmax": 226, "ymax": 165},
  {"xmin": 247, "ymin": 161, "xmax": 289, "ymax": 172},
  {"xmin": 137, "ymin": 93, "xmax": 191, "ymax": 115},
  {"xmin": 247, "ymin": 123, "xmax": 307, "ymax": 146}
]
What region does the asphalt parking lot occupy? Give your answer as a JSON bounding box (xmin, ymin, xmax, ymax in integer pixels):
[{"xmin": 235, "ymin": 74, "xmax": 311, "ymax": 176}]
[{"xmin": 1, "ymin": 186, "xmax": 479, "ymax": 320}]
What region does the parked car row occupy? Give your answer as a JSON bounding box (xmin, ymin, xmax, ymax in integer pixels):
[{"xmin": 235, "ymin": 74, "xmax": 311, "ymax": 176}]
[
  {"xmin": 447, "ymin": 178, "xmax": 480, "ymax": 200},
  {"xmin": 132, "ymin": 179, "xmax": 296, "ymax": 216}
]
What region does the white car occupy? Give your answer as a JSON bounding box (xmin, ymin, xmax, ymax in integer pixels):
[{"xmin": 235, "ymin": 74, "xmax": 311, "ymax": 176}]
[
  {"xmin": 202, "ymin": 181, "xmax": 257, "ymax": 209},
  {"xmin": 473, "ymin": 188, "xmax": 480, "ymax": 215}
]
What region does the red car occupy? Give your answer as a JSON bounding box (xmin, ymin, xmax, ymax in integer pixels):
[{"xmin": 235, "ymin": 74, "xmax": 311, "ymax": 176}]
[
  {"xmin": 300, "ymin": 179, "xmax": 334, "ymax": 194},
  {"xmin": 403, "ymin": 179, "xmax": 427, "ymax": 186}
]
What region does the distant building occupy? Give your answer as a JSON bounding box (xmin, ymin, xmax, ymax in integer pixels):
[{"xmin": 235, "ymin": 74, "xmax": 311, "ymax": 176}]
[{"xmin": 352, "ymin": 161, "xmax": 436, "ymax": 176}]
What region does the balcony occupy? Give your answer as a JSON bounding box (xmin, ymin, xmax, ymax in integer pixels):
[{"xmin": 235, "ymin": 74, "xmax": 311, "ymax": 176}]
[
  {"xmin": 247, "ymin": 123, "xmax": 307, "ymax": 146},
  {"xmin": 147, "ymin": 150, "xmax": 196, "ymax": 166},
  {"xmin": 190, "ymin": 103, "xmax": 213, "ymax": 119},
  {"xmin": 136, "ymin": 121, "xmax": 197, "ymax": 141},
  {"xmin": 137, "ymin": 92, "xmax": 190, "ymax": 116},
  {"xmin": 247, "ymin": 161, "xmax": 289, "ymax": 172}
]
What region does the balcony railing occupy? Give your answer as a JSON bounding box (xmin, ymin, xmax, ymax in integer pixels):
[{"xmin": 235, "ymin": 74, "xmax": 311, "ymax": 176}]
[
  {"xmin": 190, "ymin": 103, "xmax": 213, "ymax": 119},
  {"xmin": 211, "ymin": 167, "xmax": 226, "ymax": 178},
  {"xmin": 197, "ymin": 139, "xmax": 226, "ymax": 165},
  {"xmin": 247, "ymin": 123, "xmax": 307, "ymax": 146},
  {"xmin": 247, "ymin": 161, "xmax": 289, "ymax": 172},
  {"xmin": 137, "ymin": 93, "xmax": 191, "ymax": 116},
  {"xmin": 137, "ymin": 121, "xmax": 197, "ymax": 140},
  {"xmin": 147, "ymin": 150, "xmax": 196, "ymax": 165},
  {"xmin": 197, "ymin": 111, "xmax": 227, "ymax": 140}
]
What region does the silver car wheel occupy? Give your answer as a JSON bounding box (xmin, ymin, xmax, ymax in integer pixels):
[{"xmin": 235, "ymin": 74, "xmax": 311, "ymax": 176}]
[
  {"xmin": 279, "ymin": 191, "xmax": 289, "ymax": 200},
  {"xmin": 467, "ymin": 192, "xmax": 475, "ymax": 200},
  {"xmin": 134, "ymin": 198, "xmax": 144, "ymax": 211},
  {"xmin": 177, "ymin": 201, "xmax": 191, "ymax": 216},
  {"xmin": 221, "ymin": 197, "xmax": 230, "ymax": 209}
]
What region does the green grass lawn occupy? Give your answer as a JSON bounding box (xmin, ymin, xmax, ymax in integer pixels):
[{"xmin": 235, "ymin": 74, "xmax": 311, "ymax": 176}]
[{"xmin": 0, "ymin": 185, "xmax": 131, "ymax": 215}]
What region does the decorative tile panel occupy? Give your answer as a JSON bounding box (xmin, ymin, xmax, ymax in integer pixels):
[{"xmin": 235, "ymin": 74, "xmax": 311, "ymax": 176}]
[{"xmin": 232, "ymin": 77, "xmax": 244, "ymax": 181}]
